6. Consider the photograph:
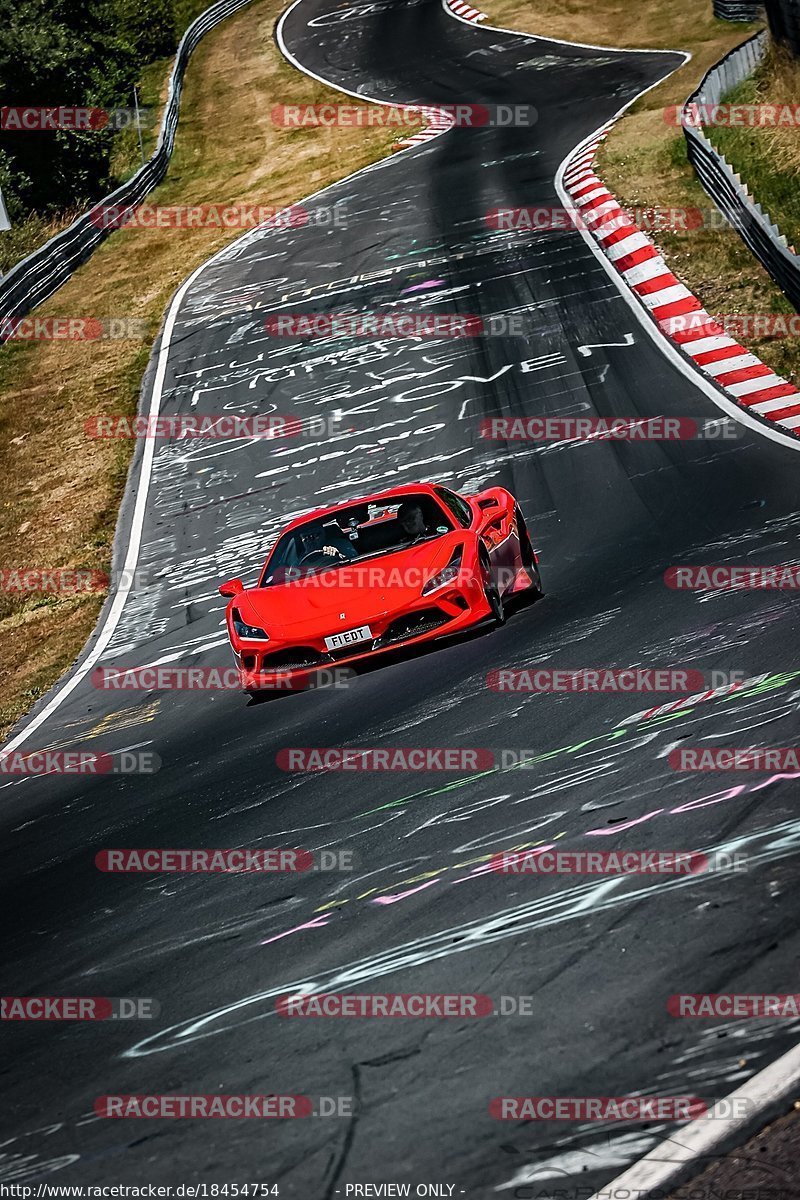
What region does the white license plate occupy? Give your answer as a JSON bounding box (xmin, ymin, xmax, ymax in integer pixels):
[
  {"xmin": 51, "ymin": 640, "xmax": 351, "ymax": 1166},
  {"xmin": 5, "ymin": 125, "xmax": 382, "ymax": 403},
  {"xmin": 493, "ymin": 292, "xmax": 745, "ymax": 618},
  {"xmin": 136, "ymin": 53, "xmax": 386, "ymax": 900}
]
[{"xmin": 324, "ymin": 625, "xmax": 372, "ymax": 652}]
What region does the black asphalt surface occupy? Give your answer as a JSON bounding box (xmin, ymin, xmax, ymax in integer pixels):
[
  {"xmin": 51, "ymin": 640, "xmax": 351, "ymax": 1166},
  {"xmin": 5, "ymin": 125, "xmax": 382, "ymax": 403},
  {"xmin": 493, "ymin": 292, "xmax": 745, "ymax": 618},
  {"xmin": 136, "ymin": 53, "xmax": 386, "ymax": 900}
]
[{"xmin": 1, "ymin": 0, "xmax": 799, "ymax": 1194}]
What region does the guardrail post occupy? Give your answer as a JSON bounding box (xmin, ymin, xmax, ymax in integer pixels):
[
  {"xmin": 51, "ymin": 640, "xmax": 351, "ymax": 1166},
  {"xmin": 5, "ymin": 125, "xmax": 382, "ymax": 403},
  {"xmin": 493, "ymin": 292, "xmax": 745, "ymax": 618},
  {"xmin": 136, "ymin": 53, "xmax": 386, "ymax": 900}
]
[
  {"xmin": 681, "ymin": 30, "xmax": 800, "ymax": 311},
  {"xmin": 713, "ymin": 1, "xmax": 759, "ymax": 20}
]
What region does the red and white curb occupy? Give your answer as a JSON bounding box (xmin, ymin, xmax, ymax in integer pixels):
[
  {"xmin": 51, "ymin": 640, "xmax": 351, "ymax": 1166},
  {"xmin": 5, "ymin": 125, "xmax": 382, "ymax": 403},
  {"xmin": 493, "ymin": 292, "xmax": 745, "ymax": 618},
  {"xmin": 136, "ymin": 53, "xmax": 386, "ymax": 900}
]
[
  {"xmin": 587, "ymin": 1040, "xmax": 800, "ymax": 1200},
  {"xmin": 446, "ymin": 0, "xmax": 487, "ymax": 22},
  {"xmin": 617, "ymin": 674, "xmax": 766, "ymax": 728},
  {"xmin": 396, "ymin": 0, "xmax": 488, "ymax": 149},
  {"xmin": 397, "ymin": 0, "xmax": 488, "ymax": 145},
  {"xmin": 563, "ymin": 122, "xmax": 800, "ymax": 437},
  {"xmin": 395, "ymin": 104, "xmax": 456, "ymax": 148}
]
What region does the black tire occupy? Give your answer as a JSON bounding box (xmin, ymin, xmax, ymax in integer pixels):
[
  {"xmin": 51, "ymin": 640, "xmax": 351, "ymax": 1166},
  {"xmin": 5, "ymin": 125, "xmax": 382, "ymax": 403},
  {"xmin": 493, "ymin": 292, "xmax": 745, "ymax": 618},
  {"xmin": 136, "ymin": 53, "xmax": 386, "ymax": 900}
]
[
  {"xmin": 480, "ymin": 551, "xmax": 506, "ymax": 625},
  {"xmin": 515, "ymin": 506, "xmax": 544, "ymax": 597}
]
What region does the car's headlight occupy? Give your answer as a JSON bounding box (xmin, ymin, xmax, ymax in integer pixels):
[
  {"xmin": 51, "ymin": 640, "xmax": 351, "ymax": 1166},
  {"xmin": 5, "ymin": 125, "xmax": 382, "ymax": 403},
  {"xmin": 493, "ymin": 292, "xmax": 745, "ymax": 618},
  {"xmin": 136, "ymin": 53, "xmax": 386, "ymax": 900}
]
[
  {"xmin": 422, "ymin": 547, "xmax": 463, "ymax": 595},
  {"xmin": 232, "ymin": 611, "xmax": 270, "ymax": 640}
]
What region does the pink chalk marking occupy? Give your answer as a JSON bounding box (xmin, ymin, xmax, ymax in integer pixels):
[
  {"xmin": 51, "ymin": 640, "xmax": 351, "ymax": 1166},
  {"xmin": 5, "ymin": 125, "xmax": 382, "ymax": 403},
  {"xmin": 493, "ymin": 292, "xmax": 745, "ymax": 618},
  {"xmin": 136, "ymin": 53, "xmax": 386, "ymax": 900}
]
[
  {"xmin": 371, "ymin": 879, "xmax": 440, "ymax": 905},
  {"xmin": 460, "ymin": 844, "xmax": 558, "ymax": 880},
  {"xmin": 582, "ymin": 773, "xmax": 799, "ymax": 841},
  {"xmin": 259, "ymin": 914, "xmax": 330, "ymax": 945},
  {"xmin": 670, "ymin": 786, "xmax": 747, "ymax": 814},
  {"xmin": 750, "ymin": 771, "xmax": 800, "ymax": 792},
  {"xmin": 585, "ymin": 810, "xmax": 664, "ymax": 836},
  {"xmin": 400, "ymin": 280, "xmax": 445, "ymax": 294}
]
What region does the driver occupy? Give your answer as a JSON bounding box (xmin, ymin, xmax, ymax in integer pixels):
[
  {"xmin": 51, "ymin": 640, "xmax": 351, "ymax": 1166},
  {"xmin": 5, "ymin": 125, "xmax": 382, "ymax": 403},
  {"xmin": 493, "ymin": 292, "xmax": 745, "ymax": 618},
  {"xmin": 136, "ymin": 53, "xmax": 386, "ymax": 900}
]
[
  {"xmin": 322, "ymin": 530, "xmax": 358, "ymax": 561},
  {"xmin": 397, "ymin": 500, "xmax": 432, "ymax": 543},
  {"xmin": 298, "ymin": 523, "xmax": 357, "ymax": 563}
]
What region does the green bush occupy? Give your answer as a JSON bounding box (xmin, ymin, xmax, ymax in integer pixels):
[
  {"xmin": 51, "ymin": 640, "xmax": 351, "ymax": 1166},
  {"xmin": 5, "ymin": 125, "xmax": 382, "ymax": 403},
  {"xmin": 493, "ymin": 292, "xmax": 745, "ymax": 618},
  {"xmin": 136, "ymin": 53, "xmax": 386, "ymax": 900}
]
[{"xmin": 0, "ymin": 0, "xmax": 180, "ymax": 219}]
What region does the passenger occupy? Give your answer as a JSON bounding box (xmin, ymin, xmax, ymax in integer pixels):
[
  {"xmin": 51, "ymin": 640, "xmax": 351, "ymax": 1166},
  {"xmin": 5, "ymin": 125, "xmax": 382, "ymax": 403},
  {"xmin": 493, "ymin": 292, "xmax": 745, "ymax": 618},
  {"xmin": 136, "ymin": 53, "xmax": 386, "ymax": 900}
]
[{"xmin": 397, "ymin": 500, "xmax": 433, "ymax": 543}]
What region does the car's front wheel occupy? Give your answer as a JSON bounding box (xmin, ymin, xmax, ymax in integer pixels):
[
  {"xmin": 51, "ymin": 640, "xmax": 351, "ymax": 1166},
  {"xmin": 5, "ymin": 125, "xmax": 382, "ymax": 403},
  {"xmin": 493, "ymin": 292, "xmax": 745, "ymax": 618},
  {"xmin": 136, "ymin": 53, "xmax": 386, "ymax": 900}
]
[
  {"xmin": 480, "ymin": 550, "xmax": 506, "ymax": 626},
  {"xmin": 515, "ymin": 506, "xmax": 544, "ymax": 598}
]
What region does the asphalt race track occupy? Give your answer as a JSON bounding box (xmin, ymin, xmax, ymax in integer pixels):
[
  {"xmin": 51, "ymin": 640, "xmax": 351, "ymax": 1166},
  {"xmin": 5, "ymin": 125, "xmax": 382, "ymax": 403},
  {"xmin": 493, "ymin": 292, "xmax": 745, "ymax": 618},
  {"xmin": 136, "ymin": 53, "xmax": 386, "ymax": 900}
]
[{"xmin": 2, "ymin": 0, "xmax": 799, "ymax": 1193}]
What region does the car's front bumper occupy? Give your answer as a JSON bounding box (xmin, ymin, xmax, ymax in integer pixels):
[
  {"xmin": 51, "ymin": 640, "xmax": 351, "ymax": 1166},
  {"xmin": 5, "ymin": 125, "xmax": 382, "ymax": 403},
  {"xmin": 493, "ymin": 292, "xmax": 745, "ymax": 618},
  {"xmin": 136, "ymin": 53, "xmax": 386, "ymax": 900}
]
[{"xmin": 232, "ymin": 589, "xmax": 491, "ymax": 692}]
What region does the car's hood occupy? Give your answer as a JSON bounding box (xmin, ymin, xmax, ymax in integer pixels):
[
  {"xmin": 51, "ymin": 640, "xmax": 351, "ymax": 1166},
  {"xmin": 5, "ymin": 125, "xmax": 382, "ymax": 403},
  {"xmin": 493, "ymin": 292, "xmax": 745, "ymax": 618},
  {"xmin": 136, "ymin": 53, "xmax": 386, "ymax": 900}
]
[{"xmin": 235, "ymin": 536, "xmax": 464, "ymax": 635}]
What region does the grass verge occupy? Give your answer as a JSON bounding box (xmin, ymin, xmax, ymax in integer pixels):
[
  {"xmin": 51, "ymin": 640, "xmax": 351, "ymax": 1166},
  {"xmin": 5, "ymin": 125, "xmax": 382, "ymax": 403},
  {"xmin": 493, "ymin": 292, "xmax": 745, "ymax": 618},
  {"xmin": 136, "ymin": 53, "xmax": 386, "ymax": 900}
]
[
  {"xmin": 708, "ymin": 44, "xmax": 800, "ymax": 251},
  {"xmin": 0, "ymin": 0, "xmax": 214, "ymax": 271},
  {"xmin": 483, "ymin": 0, "xmax": 800, "ymax": 384},
  {"xmin": 0, "ymin": 0, "xmax": 399, "ymax": 739}
]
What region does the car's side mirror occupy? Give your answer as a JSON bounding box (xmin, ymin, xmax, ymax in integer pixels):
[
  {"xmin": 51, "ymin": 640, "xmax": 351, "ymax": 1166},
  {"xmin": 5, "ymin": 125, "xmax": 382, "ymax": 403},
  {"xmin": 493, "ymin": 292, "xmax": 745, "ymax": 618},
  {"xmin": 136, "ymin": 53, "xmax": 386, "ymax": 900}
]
[{"xmin": 219, "ymin": 578, "xmax": 245, "ymax": 598}]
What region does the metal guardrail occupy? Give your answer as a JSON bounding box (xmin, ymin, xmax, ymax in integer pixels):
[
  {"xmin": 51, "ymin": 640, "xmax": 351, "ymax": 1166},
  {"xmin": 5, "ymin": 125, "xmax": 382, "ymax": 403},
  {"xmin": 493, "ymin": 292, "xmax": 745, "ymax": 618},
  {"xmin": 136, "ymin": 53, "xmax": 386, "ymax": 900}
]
[
  {"xmin": 0, "ymin": 0, "xmax": 255, "ymax": 339},
  {"xmin": 713, "ymin": 1, "xmax": 759, "ymax": 21},
  {"xmin": 682, "ymin": 30, "xmax": 800, "ymax": 312}
]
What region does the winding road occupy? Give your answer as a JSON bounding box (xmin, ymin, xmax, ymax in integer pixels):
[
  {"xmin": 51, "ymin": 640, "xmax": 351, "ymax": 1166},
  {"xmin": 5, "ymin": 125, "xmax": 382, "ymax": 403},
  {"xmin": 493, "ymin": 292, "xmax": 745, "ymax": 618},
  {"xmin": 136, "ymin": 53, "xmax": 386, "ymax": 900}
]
[{"xmin": 2, "ymin": 0, "xmax": 799, "ymax": 1193}]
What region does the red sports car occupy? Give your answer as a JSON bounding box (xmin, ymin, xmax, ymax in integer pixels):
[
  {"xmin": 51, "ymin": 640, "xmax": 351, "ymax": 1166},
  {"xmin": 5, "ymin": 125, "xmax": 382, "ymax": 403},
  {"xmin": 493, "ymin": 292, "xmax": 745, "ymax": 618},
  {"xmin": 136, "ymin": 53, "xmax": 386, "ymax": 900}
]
[{"xmin": 218, "ymin": 482, "xmax": 542, "ymax": 693}]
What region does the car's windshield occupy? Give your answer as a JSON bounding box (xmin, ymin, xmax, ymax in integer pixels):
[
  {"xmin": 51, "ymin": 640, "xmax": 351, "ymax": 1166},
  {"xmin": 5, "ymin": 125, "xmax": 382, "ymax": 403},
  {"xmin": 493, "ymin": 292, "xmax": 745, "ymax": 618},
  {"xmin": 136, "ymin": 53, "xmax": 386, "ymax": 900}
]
[{"xmin": 260, "ymin": 493, "xmax": 453, "ymax": 586}]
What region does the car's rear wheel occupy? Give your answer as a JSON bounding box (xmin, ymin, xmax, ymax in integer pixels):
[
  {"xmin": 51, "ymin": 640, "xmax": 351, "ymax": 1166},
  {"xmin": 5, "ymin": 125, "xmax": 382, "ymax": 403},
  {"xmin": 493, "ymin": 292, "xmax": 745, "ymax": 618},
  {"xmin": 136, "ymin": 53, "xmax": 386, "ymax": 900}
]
[
  {"xmin": 515, "ymin": 506, "xmax": 544, "ymax": 597},
  {"xmin": 480, "ymin": 550, "xmax": 506, "ymax": 625}
]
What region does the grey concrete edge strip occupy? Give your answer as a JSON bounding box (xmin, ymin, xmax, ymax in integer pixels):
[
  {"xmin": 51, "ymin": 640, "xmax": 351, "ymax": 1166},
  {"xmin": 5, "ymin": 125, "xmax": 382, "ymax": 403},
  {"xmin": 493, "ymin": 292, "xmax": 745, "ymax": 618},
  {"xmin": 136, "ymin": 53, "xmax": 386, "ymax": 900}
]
[{"xmin": 588, "ymin": 1039, "xmax": 800, "ymax": 1199}]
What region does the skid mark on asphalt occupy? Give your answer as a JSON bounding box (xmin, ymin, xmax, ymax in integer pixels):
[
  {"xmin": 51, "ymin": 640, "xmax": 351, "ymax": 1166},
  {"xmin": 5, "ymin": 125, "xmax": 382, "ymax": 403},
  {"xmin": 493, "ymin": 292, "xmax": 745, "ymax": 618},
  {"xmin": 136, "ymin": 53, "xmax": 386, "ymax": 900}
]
[
  {"xmin": 252, "ymin": 672, "xmax": 799, "ymax": 924},
  {"xmin": 87, "ymin": 222, "xmax": 630, "ymax": 660},
  {"xmin": 123, "ymin": 816, "xmax": 800, "ymax": 1057},
  {"xmin": 46, "ymin": 673, "xmax": 797, "ymax": 980},
  {"xmin": 88, "ymin": 181, "xmax": 647, "ymax": 667},
  {"xmin": 499, "ymin": 1007, "xmax": 800, "ymax": 1193}
]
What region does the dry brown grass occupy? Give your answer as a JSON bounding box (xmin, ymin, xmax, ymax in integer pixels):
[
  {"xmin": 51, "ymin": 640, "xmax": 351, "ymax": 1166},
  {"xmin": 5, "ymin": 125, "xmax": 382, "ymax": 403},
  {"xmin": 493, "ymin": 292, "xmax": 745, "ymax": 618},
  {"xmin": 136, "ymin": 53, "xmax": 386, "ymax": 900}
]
[
  {"xmin": 3, "ymin": 0, "xmax": 796, "ymax": 738},
  {"xmin": 739, "ymin": 44, "xmax": 800, "ymax": 176},
  {"xmin": 486, "ymin": 0, "xmax": 758, "ymax": 105},
  {"xmin": 708, "ymin": 44, "xmax": 800, "ymax": 247},
  {"xmin": 0, "ymin": 0, "xmax": 398, "ymax": 738}
]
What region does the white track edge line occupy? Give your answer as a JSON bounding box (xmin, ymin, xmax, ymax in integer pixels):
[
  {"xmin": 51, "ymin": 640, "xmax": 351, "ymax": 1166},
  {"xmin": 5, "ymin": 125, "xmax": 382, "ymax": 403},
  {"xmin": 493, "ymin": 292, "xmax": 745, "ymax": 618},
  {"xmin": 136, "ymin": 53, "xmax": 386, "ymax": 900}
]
[
  {"xmin": 3, "ymin": 6, "xmax": 790, "ymax": 753},
  {"xmin": 0, "ymin": 0, "xmax": 453, "ymax": 756},
  {"xmin": 552, "ymin": 113, "xmax": 800, "ymax": 455},
  {"xmin": 442, "ymin": 0, "xmax": 693, "ymax": 55},
  {"xmin": 440, "ymin": 8, "xmax": 800, "ymax": 1191},
  {"xmin": 588, "ymin": 1040, "xmax": 800, "ymax": 1199}
]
